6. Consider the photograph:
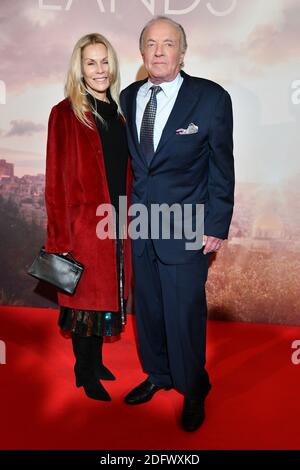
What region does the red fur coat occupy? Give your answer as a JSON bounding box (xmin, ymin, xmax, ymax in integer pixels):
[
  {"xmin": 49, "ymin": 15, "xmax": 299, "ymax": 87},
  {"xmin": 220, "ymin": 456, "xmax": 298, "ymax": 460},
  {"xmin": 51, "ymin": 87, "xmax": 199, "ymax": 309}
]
[{"xmin": 45, "ymin": 98, "xmax": 132, "ymax": 311}]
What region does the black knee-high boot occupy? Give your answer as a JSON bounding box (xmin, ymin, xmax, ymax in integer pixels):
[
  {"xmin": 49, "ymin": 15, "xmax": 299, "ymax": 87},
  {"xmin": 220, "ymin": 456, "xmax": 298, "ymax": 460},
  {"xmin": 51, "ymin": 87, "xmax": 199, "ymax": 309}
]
[
  {"xmin": 71, "ymin": 334, "xmax": 111, "ymax": 401},
  {"xmin": 91, "ymin": 335, "xmax": 116, "ymax": 381}
]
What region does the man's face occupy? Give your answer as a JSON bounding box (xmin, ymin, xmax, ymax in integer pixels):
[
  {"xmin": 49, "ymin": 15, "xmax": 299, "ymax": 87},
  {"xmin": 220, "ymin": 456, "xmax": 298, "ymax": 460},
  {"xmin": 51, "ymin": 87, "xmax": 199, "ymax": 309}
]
[{"xmin": 142, "ymin": 20, "xmax": 185, "ymax": 84}]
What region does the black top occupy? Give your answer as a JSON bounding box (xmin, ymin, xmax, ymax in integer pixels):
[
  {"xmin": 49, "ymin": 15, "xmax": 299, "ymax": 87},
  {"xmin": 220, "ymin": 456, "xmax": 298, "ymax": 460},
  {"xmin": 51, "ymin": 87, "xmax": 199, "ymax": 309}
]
[{"xmin": 87, "ymin": 92, "xmax": 128, "ymax": 210}]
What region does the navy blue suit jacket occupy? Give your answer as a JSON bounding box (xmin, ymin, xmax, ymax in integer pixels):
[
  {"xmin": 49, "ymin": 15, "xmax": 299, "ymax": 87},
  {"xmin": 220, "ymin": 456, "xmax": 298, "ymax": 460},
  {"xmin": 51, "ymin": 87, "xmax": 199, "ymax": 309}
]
[{"xmin": 120, "ymin": 71, "xmax": 234, "ymax": 264}]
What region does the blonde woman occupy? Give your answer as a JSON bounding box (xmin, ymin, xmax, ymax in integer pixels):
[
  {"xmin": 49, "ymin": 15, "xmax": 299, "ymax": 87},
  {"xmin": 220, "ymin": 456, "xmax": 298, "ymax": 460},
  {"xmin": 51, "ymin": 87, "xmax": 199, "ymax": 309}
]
[{"xmin": 45, "ymin": 33, "xmax": 132, "ymax": 401}]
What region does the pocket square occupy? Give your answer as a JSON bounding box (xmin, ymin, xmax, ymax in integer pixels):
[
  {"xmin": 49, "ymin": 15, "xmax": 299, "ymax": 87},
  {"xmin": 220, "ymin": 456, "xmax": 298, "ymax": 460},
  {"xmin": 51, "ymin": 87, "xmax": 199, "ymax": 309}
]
[{"xmin": 176, "ymin": 123, "xmax": 199, "ymax": 135}]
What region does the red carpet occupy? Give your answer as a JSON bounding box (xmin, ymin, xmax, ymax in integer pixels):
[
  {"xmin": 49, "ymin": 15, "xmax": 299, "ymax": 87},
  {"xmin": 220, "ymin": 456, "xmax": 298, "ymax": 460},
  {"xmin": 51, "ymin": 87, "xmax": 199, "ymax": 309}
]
[{"xmin": 0, "ymin": 306, "xmax": 299, "ymax": 450}]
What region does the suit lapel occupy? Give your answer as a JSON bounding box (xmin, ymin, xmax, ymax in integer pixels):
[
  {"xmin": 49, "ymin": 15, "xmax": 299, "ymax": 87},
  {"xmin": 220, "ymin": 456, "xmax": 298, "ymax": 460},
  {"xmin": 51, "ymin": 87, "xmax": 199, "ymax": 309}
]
[
  {"xmin": 126, "ymin": 79, "xmax": 148, "ymax": 167},
  {"xmin": 149, "ymin": 72, "xmax": 199, "ymax": 166}
]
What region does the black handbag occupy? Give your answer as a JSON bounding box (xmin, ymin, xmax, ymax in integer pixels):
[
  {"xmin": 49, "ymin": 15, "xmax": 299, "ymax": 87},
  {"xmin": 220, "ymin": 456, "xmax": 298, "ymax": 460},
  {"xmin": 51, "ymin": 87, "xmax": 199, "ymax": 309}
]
[{"xmin": 27, "ymin": 247, "xmax": 84, "ymax": 295}]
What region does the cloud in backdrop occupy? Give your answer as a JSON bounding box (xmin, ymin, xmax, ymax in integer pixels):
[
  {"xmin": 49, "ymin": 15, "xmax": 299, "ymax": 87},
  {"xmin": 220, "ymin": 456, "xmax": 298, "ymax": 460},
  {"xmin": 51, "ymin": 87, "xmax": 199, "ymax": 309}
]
[{"xmin": 0, "ymin": 0, "xmax": 299, "ymax": 180}]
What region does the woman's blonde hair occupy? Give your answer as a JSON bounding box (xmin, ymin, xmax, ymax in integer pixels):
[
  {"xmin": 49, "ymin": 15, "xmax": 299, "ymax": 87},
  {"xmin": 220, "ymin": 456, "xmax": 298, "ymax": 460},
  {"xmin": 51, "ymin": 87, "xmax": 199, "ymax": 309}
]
[{"xmin": 65, "ymin": 33, "xmax": 122, "ymax": 128}]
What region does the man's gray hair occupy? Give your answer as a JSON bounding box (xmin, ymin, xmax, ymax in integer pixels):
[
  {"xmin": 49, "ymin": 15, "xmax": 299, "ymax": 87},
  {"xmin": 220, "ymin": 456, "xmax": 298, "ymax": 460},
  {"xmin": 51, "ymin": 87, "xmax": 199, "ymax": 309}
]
[{"xmin": 139, "ymin": 16, "xmax": 188, "ymax": 53}]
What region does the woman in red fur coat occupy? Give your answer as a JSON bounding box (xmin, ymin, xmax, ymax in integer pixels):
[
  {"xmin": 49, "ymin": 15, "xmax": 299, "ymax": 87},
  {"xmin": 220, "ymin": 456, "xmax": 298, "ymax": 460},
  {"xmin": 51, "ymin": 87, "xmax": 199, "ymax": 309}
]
[{"xmin": 45, "ymin": 33, "xmax": 132, "ymax": 402}]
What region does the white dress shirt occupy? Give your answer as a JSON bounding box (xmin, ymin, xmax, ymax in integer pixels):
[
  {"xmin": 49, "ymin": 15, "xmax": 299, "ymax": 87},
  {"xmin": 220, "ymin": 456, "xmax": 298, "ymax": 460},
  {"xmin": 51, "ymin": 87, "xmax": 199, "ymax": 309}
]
[{"xmin": 136, "ymin": 73, "xmax": 184, "ymax": 151}]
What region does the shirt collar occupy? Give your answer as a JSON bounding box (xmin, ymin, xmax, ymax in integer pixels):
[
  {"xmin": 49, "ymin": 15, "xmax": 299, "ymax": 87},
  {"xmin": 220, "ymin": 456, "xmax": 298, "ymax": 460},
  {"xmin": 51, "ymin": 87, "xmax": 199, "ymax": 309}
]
[{"xmin": 142, "ymin": 73, "xmax": 183, "ymax": 98}]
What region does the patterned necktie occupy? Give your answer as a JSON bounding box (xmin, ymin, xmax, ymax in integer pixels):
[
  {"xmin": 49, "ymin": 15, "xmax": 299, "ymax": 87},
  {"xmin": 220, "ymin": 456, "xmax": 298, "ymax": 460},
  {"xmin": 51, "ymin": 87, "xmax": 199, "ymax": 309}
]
[{"xmin": 140, "ymin": 85, "xmax": 162, "ymax": 165}]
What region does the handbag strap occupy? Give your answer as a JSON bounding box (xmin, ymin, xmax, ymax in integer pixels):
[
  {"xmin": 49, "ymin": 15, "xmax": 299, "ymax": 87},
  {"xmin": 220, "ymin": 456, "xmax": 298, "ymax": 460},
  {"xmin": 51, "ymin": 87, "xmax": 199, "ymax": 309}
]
[
  {"xmin": 41, "ymin": 246, "xmax": 80, "ymax": 266},
  {"xmin": 64, "ymin": 252, "xmax": 78, "ymax": 264}
]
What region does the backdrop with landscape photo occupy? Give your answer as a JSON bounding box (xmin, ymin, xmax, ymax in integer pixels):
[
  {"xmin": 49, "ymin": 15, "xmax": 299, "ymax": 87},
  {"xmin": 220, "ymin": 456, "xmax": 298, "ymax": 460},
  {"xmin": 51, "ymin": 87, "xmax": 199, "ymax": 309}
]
[{"xmin": 0, "ymin": 0, "xmax": 299, "ymax": 324}]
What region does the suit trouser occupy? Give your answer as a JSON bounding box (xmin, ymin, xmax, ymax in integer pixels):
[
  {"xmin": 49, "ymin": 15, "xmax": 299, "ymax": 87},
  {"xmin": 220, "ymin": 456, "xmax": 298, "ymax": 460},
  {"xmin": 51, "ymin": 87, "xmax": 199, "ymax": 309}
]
[{"xmin": 133, "ymin": 239, "xmax": 211, "ymax": 399}]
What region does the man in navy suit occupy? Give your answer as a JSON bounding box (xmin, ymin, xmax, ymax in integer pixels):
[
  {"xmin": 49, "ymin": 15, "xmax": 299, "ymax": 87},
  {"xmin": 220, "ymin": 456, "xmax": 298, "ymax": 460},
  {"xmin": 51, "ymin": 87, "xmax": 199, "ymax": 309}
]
[{"xmin": 120, "ymin": 16, "xmax": 234, "ymax": 431}]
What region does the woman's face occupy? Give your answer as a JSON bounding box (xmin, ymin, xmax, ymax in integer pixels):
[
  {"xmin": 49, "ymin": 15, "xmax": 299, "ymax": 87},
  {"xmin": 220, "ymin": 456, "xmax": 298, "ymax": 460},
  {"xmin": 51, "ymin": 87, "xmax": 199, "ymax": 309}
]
[{"xmin": 82, "ymin": 43, "xmax": 110, "ymax": 99}]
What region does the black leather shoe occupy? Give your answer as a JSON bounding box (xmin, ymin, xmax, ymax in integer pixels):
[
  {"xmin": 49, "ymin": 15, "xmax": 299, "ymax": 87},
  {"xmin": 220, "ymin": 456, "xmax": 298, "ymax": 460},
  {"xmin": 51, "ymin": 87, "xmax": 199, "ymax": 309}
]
[
  {"xmin": 181, "ymin": 384, "xmax": 211, "ymax": 432},
  {"xmin": 92, "ymin": 336, "xmax": 116, "ymax": 381},
  {"xmin": 181, "ymin": 397, "xmax": 205, "ymax": 432},
  {"xmin": 76, "ymin": 365, "xmax": 115, "ymax": 387},
  {"xmin": 124, "ymin": 379, "xmax": 170, "ymax": 405},
  {"xmin": 82, "ymin": 379, "xmax": 111, "ymax": 401},
  {"xmin": 97, "ymin": 365, "xmax": 116, "ymax": 381}
]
